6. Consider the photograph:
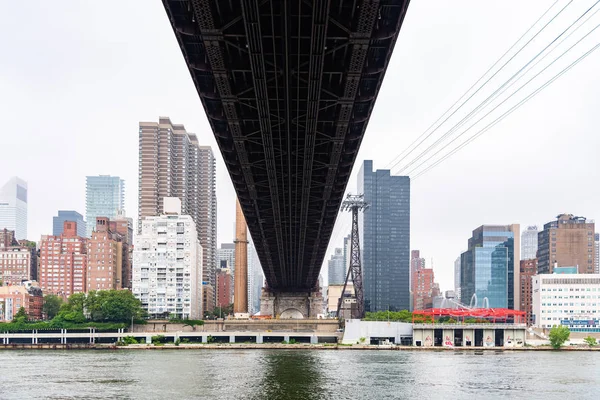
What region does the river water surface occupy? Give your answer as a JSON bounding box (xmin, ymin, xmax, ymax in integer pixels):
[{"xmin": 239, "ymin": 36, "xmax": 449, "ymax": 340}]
[{"xmin": 0, "ymin": 349, "xmax": 599, "ymax": 399}]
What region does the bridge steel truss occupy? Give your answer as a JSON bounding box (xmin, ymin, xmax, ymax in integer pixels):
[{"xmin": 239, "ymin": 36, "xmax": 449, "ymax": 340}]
[{"xmin": 162, "ymin": 0, "xmax": 411, "ymax": 292}]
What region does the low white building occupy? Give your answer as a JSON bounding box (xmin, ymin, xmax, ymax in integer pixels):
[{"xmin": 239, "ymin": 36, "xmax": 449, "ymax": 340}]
[
  {"xmin": 133, "ymin": 198, "xmax": 203, "ymax": 319},
  {"xmin": 532, "ymin": 274, "xmax": 600, "ymax": 333}
]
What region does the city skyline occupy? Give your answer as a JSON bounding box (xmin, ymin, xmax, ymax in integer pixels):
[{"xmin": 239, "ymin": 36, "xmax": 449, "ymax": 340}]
[{"xmin": 2, "ymin": 1, "xmax": 600, "ymax": 292}]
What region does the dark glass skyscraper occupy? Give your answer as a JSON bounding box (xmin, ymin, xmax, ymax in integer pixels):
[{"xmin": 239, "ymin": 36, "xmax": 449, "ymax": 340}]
[
  {"xmin": 358, "ymin": 160, "xmax": 410, "ymax": 312},
  {"xmin": 460, "ymin": 225, "xmax": 520, "ymax": 309}
]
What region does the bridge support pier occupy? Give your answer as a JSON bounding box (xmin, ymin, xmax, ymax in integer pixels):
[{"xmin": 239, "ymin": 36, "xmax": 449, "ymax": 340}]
[{"xmin": 260, "ymin": 290, "xmax": 324, "ymax": 319}]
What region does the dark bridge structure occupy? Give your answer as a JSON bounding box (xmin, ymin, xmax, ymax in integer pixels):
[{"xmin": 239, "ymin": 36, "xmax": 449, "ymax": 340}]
[{"xmin": 162, "ymin": 0, "xmax": 410, "ymax": 315}]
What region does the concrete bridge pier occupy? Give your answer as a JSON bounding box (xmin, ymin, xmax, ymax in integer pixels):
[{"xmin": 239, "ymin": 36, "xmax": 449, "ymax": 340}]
[
  {"xmin": 256, "ymin": 335, "xmax": 263, "ymax": 344},
  {"xmin": 260, "ymin": 290, "xmax": 324, "ymax": 319}
]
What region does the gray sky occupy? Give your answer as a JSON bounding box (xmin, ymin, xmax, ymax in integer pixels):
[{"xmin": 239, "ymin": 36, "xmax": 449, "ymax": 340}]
[{"xmin": 1, "ymin": 1, "xmax": 599, "ymax": 291}]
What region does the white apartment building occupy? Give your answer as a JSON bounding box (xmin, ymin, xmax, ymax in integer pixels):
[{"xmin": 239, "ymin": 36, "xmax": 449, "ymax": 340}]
[
  {"xmin": 133, "ymin": 198, "xmax": 203, "ymax": 319},
  {"xmin": 532, "ymin": 274, "xmax": 600, "ymax": 333}
]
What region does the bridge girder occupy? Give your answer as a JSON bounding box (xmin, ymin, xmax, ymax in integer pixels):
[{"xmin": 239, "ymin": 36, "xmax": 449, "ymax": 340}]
[{"xmin": 162, "ymin": 0, "xmax": 411, "ymax": 292}]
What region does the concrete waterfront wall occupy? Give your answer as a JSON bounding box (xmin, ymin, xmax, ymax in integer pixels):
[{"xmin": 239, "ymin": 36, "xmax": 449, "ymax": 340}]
[
  {"xmin": 135, "ymin": 319, "xmax": 339, "ymax": 333},
  {"xmin": 342, "ymin": 320, "xmax": 413, "ymax": 344},
  {"xmin": 0, "ymin": 330, "xmax": 340, "ymax": 345}
]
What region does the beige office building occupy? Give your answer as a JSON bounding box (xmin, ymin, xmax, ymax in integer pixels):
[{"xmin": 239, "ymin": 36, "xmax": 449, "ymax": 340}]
[
  {"xmin": 138, "ymin": 117, "xmax": 217, "ymax": 312},
  {"xmin": 537, "ymin": 214, "xmax": 596, "ymax": 274}
]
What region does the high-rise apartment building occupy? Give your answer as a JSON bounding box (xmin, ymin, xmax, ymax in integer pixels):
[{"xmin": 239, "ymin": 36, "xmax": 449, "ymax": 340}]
[
  {"xmin": 53, "ymin": 210, "xmax": 86, "ymax": 237},
  {"xmin": 521, "ymin": 226, "xmax": 538, "ymax": 260},
  {"xmin": 460, "ymin": 224, "xmax": 520, "ymax": 309},
  {"xmin": 327, "ymin": 248, "xmax": 345, "ymax": 286},
  {"xmin": 413, "ymin": 268, "xmax": 435, "ymax": 310},
  {"xmin": 132, "ymin": 198, "xmax": 202, "ymax": 319},
  {"xmin": 85, "ymin": 176, "xmax": 125, "ymax": 237},
  {"xmin": 39, "ymin": 221, "xmax": 87, "ymax": 296},
  {"xmin": 537, "ymin": 214, "xmax": 596, "ymax": 275},
  {"xmin": 358, "ymin": 160, "xmax": 410, "ymax": 312},
  {"xmin": 138, "ymin": 117, "xmax": 217, "ymax": 312},
  {"xmin": 519, "ymin": 259, "xmax": 537, "ymax": 326},
  {"xmin": 103, "ymin": 211, "xmax": 134, "ymax": 289},
  {"xmin": 454, "ymin": 256, "xmax": 461, "ymax": 302},
  {"xmin": 87, "ymin": 217, "xmax": 124, "ymax": 291},
  {"xmin": 0, "ymin": 177, "xmax": 28, "ymax": 240}
]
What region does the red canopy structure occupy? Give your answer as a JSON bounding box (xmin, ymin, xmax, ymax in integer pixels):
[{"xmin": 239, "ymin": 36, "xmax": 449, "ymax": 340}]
[{"xmin": 412, "ymin": 308, "xmax": 526, "ymax": 324}]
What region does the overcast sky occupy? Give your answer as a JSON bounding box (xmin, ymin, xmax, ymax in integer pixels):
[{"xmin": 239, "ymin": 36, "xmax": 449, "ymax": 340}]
[{"xmin": 1, "ymin": 1, "xmax": 599, "ymax": 291}]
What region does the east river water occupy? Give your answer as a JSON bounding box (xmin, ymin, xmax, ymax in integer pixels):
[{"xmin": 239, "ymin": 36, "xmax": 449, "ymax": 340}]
[{"xmin": 0, "ymin": 349, "xmax": 599, "ymax": 399}]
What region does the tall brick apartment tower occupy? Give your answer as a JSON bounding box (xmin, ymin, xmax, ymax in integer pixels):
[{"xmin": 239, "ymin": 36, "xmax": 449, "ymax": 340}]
[
  {"xmin": 138, "ymin": 117, "xmax": 217, "ymax": 312},
  {"xmin": 39, "ymin": 221, "xmax": 87, "ymax": 296}
]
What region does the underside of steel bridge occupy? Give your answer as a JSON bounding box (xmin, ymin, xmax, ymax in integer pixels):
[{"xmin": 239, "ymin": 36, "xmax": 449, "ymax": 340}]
[{"xmin": 162, "ymin": 0, "xmax": 411, "ymax": 293}]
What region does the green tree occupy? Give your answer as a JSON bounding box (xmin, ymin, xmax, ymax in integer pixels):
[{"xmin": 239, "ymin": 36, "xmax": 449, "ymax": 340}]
[
  {"xmin": 86, "ymin": 290, "xmax": 110, "ymax": 321},
  {"xmin": 14, "ymin": 307, "xmax": 29, "ymax": 323},
  {"xmin": 42, "ymin": 295, "xmax": 63, "ymax": 320},
  {"xmin": 549, "ymin": 325, "xmax": 570, "ymax": 349},
  {"xmin": 583, "ymin": 336, "xmax": 597, "ymax": 347},
  {"xmin": 54, "ymin": 293, "xmax": 87, "ymax": 323},
  {"xmin": 100, "ymin": 290, "xmax": 145, "ymax": 322},
  {"xmin": 203, "ymin": 304, "xmax": 233, "ymax": 320}
]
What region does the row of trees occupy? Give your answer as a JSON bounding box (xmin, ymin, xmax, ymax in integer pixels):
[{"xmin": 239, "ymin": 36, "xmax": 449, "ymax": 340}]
[
  {"xmin": 363, "ymin": 310, "xmax": 414, "ymax": 322},
  {"xmin": 1, "ymin": 290, "xmax": 146, "ymax": 331}
]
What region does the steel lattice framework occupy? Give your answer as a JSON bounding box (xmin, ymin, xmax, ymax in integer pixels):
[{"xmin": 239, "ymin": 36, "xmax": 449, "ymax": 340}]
[
  {"xmin": 337, "ymin": 194, "xmax": 368, "ymax": 319},
  {"xmin": 161, "ymin": 0, "xmax": 411, "ymax": 292}
]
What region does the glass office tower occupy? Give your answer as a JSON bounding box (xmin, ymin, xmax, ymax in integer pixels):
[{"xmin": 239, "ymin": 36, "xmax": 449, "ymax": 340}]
[
  {"xmin": 358, "ymin": 160, "xmax": 410, "ymax": 312},
  {"xmin": 85, "ymin": 176, "xmax": 125, "ymax": 237},
  {"xmin": 0, "ymin": 177, "xmax": 28, "ymax": 240},
  {"xmin": 460, "ymin": 225, "xmax": 520, "ymax": 309}
]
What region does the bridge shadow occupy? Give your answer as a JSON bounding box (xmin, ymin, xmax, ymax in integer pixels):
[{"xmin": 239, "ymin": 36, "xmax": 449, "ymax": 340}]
[{"xmin": 251, "ymin": 351, "xmax": 327, "ymax": 400}]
